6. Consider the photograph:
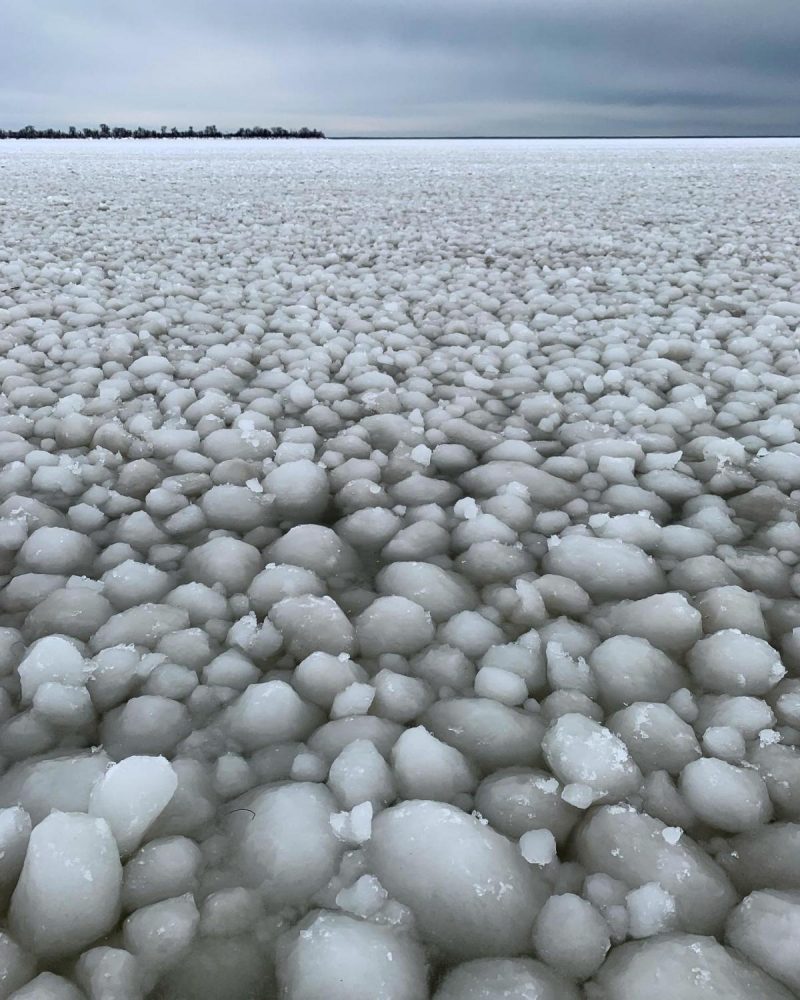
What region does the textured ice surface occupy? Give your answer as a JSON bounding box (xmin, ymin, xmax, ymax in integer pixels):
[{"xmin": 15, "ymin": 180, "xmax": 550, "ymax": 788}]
[
  {"xmin": 0, "ymin": 137, "xmax": 799, "ymax": 995},
  {"xmin": 9, "ymin": 812, "xmax": 122, "ymax": 959}
]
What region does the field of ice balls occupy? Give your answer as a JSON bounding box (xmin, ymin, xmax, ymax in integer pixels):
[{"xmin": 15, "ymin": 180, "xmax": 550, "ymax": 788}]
[{"xmin": 0, "ymin": 136, "xmax": 800, "ymax": 998}]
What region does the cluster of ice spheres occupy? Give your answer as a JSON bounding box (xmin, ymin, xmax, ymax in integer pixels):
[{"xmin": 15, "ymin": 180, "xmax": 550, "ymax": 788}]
[{"xmin": 0, "ymin": 138, "xmax": 799, "ymax": 998}]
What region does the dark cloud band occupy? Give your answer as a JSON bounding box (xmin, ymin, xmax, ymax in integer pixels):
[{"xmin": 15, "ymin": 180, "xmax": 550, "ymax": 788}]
[{"xmin": 1, "ymin": 0, "xmax": 798, "ymax": 135}]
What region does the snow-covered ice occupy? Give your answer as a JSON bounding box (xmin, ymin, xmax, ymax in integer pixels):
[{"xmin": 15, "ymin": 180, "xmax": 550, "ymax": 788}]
[{"xmin": 0, "ymin": 135, "xmax": 800, "ymax": 995}]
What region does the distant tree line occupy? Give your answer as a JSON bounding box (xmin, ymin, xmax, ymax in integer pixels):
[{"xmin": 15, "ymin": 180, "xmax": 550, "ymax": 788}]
[{"xmin": 0, "ymin": 124, "xmax": 325, "ymax": 140}]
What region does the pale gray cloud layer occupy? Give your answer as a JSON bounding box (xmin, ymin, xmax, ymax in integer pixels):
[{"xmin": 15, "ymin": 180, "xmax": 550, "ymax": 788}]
[{"xmin": 2, "ymin": 0, "xmax": 798, "ymax": 135}]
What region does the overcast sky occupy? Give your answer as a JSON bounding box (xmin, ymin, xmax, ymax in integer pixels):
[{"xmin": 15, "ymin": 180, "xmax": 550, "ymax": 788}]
[{"xmin": 2, "ymin": 0, "xmax": 799, "ymax": 136}]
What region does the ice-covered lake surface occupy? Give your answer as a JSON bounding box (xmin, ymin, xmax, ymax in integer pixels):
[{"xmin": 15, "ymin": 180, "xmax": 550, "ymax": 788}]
[{"xmin": 1, "ymin": 137, "xmax": 800, "ymax": 998}]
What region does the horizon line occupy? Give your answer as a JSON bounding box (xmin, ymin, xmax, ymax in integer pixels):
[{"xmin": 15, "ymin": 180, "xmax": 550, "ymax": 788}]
[
  {"xmin": 3, "ymin": 131, "xmax": 799, "ymax": 141},
  {"xmin": 328, "ymin": 133, "xmax": 800, "ymax": 140}
]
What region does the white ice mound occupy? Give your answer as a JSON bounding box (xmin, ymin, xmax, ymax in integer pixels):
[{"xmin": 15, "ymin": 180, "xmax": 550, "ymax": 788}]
[
  {"xmin": 725, "ymin": 890, "xmax": 800, "ymax": 994},
  {"xmin": 587, "ymin": 933, "xmax": 795, "ymax": 1000},
  {"xmin": 687, "ymin": 629, "xmax": 786, "ymax": 695},
  {"xmin": 88, "ymin": 755, "xmax": 178, "ymax": 855},
  {"xmin": 367, "ymin": 799, "xmax": 551, "ymax": 959},
  {"xmin": 277, "ymin": 910, "xmax": 429, "ymax": 1000},
  {"xmin": 232, "ymin": 783, "xmax": 343, "ymax": 909},
  {"xmin": 543, "ymin": 535, "xmax": 665, "ymax": 600},
  {"xmin": 10, "ymin": 812, "xmax": 122, "ymax": 959},
  {"xmin": 434, "ymin": 957, "xmax": 579, "ymax": 1000},
  {"xmin": 17, "ymin": 636, "xmax": 90, "ymax": 705},
  {"xmin": 542, "ymin": 713, "xmax": 643, "ymax": 804},
  {"xmin": 575, "ymin": 805, "xmax": 737, "ymax": 935}
]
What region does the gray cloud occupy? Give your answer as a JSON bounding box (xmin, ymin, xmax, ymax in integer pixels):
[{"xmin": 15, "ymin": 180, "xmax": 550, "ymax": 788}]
[{"xmin": 1, "ymin": 0, "xmax": 798, "ymax": 135}]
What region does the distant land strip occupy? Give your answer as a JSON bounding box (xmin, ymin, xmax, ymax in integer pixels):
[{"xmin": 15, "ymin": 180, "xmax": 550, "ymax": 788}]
[{"xmin": 0, "ymin": 125, "xmax": 325, "ymax": 139}]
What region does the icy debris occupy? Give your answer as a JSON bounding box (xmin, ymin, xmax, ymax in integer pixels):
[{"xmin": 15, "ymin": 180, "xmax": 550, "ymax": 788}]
[
  {"xmin": 100, "ymin": 695, "xmax": 191, "ymax": 760},
  {"xmin": 0, "ymin": 932, "xmax": 37, "ymax": 1000},
  {"xmin": 422, "ymin": 697, "xmax": 546, "ymax": 772},
  {"xmin": 19, "ymin": 526, "xmax": 95, "ymax": 575},
  {"xmin": 625, "ymin": 882, "xmax": 679, "ymax": 938},
  {"xmin": 199, "ymin": 886, "xmax": 262, "ymax": 937},
  {"xmin": 183, "ymin": 538, "xmax": 261, "ymax": 594},
  {"xmin": 1, "ymin": 139, "xmax": 800, "ymax": 989},
  {"xmin": 269, "ymin": 595, "xmax": 356, "ymax": 658},
  {"xmin": 264, "ymin": 459, "xmax": 329, "ymax": 522},
  {"xmin": 0, "ymin": 752, "xmax": 111, "ymax": 825},
  {"xmin": 454, "ymin": 497, "xmax": 480, "ymax": 520},
  {"xmin": 702, "ymin": 724, "xmax": 746, "ymax": 761},
  {"xmin": 330, "ymin": 682, "xmax": 375, "ymax": 719},
  {"xmin": 562, "ymin": 784, "xmax": 595, "ymax": 809},
  {"xmin": 519, "ymin": 828, "xmax": 557, "ymax": 866},
  {"xmin": 330, "ymin": 801, "xmax": 373, "ymax": 845},
  {"xmin": 474, "ymin": 664, "xmax": 529, "ymax": 706},
  {"xmin": 377, "ymin": 561, "xmax": 479, "ymax": 622},
  {"xmin": 335, "ymin": 874, "xmax": 388, "ymax": 918}
]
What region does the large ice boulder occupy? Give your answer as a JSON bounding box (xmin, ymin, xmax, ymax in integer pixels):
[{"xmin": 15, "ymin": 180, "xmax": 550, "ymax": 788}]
[
  {"xmin": 232, "ymin": 783, "xmax": 343, "ymax": 909},
  {"xmin": 18, "ymin": 526, "xmax": 95, "ymax": 575},
  {"xmin": 717, "ymin": 823, "xmax": 800, "ymax": 894},
  {"xmin": 376, "ymin": 562, "xmax": 479, "ymax": 621},
  {"xmin": 543, "ymin": 535, "xmax": 665, "ymax": 601},
  {"xmin": 687, "ymin": 630, "xmax": 785, "ymax": 695},
  {"xmin": 355, "ymin": 596, "xmax": 435, "ymax": 657},
  {"xmin": 725, "ymin": 890, "xmax": 800, "ymax": 994},
  {"xmin": 88, "ymin": 756, "xmax": 178, "ymax": 855},
  {"xmin": 10, "ymin": 812, "xmax": 122, "ymax": 959},
  {"xmin": 269, "ymin": 595, "xmax": 356, "ymax": 658},
  {"xmin": 183, "ymin": 538, "xmax": 262, "ymax": 594},
  {"xmin": 600, "ymin": 592, "xmax": 702, "ymax": 654},
  {"xmin": 434, "ymin": 957, "xmax": 579, "ymax": 1000},
  {"xmin": 542, "ymin": 714, "xmax": 643, "ymax": 804},
  {"xmin": 574, "ymin": 805, "xmax": 737, "ymax": 935},
  {"xmin": 277, "ymin": 910, "xmax": 428, "ymax": 1000},
  {"xmin": 264, "ymin": 459, "xmax": 330, "ymax": 522},
  {"xmin": 225, "ymin": 681, "xmax": 323, "ymax": 750},
  {"xmin": 367, "ymin": 800, "xmax": 550, "ymax": 959},
  {"xmin": 586, "ymin": 933, "xmax": 794, "ymax": 1000},
  {"xmin": 422, "ymin": 698, "xmax": 545, "ymax": 772}
]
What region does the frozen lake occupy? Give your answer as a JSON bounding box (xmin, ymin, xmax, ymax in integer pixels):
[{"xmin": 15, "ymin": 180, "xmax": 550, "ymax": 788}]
[{"xmin": 1, "ymin": 137, "xmax": 800, "ymax": 998}]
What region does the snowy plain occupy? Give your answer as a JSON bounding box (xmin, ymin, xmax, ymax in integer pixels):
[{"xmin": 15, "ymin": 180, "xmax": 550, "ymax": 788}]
[{"xmin": 0, "ymin": 136, "xmax": 800, "ymax": 997}]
